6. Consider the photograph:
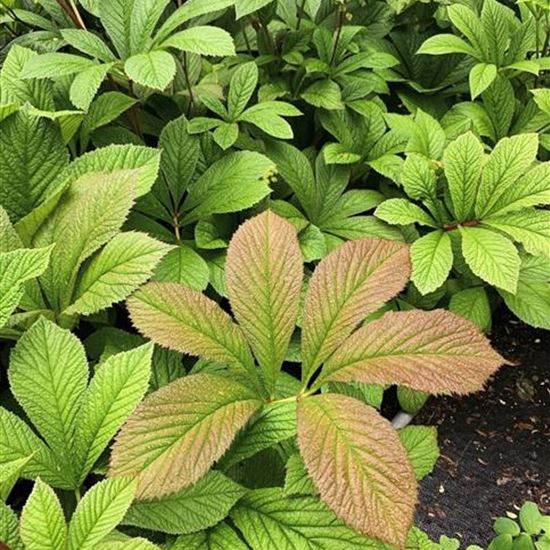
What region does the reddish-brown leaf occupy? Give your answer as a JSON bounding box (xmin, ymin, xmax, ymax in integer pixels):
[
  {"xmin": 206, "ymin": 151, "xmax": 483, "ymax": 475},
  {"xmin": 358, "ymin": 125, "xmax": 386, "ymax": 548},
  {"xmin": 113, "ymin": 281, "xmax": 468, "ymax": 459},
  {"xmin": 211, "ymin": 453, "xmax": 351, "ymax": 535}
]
[
  {"xmin": 318, "ymin": 309, "xmax": 504, "ymax": 394},
  {"xmin": 301, "ymin": 239, "xmax": 410, "ymax": 383},
  {"xmin": 297, "ymin": 393, "xmax": 416, "ymax": 547},
  {"xmin": 109, "ymin": 373, "xmax": 262, "ymax": 500},
  {"xmin": 226, "ymin": 211, "xmax": 302, "ymax": 395}
]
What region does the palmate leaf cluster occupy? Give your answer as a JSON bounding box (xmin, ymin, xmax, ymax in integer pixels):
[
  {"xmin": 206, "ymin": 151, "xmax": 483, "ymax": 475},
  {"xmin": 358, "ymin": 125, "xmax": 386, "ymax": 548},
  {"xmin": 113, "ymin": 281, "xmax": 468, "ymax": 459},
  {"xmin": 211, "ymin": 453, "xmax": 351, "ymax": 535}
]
[{"xmin": 0, "ymin": 0, "xmax": 546, "ymax": 548}]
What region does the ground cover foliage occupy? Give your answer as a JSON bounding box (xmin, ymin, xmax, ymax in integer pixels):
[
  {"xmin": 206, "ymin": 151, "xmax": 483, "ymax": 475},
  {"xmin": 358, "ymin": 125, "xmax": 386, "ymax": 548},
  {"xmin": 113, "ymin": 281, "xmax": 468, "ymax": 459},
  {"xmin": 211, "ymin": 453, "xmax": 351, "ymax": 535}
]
[{"xmin": 0, "ymin": 0, "xmax": 548, "ymax": 548}]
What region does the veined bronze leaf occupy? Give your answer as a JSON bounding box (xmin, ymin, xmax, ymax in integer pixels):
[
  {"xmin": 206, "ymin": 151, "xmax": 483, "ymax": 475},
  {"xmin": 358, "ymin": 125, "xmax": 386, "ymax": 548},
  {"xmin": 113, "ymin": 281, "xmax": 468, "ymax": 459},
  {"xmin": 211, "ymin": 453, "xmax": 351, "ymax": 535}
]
[
  {"xmin": 297, "ymin": 393, "xmax": 416, "ymax": 547},
  {"xmin": 226, "ymin": 211, "xmax": 302, "ymax": 395},
  {"xmin": 319, "ymin": 309, "xmax": 504, "ymax": 394},
  {"xmin": 109, "ymin": 373, "xmax": 262, "ymax": 500},
  {"xmin": 301, "ymin": 239, "xmax": 410, "ymax": 384}
]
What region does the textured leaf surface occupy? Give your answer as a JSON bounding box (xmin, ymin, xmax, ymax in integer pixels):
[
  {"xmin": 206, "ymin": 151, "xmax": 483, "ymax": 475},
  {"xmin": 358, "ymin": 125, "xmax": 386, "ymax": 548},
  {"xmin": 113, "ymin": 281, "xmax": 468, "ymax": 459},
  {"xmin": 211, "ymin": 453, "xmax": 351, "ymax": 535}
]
[
  {"xmin": 153, "ymin": 245, "xmax": 210, "ymax": 291},
  {"xmin": 123, "ymin": 472, "xmax": 245, "ymax": 534},
  {"xmin": 0, "ymin": 502, "xmax": 23, "ymax": 550},
  {"xmin": 460, "ymin": 226, "xmax": 520, "ymax": 293},
  {"xmin": 297, "ymin": 394, "xmax": 416, "ymax": 546},
  {"xmin": 0, "ymin": 455, "xmax": 31, "ymax": 501},
  {"xmin": 20, "ymin": 479, "xmax": 67, "ymax": 550},
  {"xmin": 76, "ymin": 344, "xmax": 153, "ymax": 480},
  {"xmin": 127, "ymin": 282, "xmax": 254, "ymax": 373},
  {"xmin": 109, "ymin": 373, "xmax": 262, "ymax": 499},
  {"xmin": 65, "ymin": 231, "xmax": 172, "ymax": 315},
  {"xmin": 301, "ymin": 239, "xmax": 410, "ymax": 383},
  {"xmin": 161, "ymin": 26, "xmax": 235, "ymax": 56},
  {"xmin": 231, "ymin": 488, "xmax": 383, "ymax": 549},
  {"xmin": 21, "ymin": 53, "xmax": 96, "ymax": 79},
  {"xmin": 9, "ymin": 319, "xmax": 88, "ymax": 482},
  {"xmin": 500, "ymin": 281, "xmax": 550, "ymax": 330},
  {"xmin": 0, "ymin": 110, "xmax": 68, "ymax": 221},
  {"xmin": 449, "ymin": 287, "xmax": 492, "ymax": 332},
  {"xmin": 124, "ymin": 51, "xmax": 176, "ymax": 91},
  {"xmin": 375, "ymin": 199, "xmax": 435, "ymax": 227},
  {"xmin": 398, "ymin": 426, "xmax": 439, "ymax": 481},
  {"xmin": 68, "ymin": 477, "xmax": 137, "ymax": 550},
  {"xmin": 226, "ymin": 211, "xmax": 302, "ymax": 394},
  {"xmin": 411, "ymin": 230, "xmax": 453, "ymax": 295},
  {"xmin": 171, "ymin": 523, "xmax": 248, "ymax": 550},
  {"xmin": 318, "ymin": 309, "xmax": 503, "ymax": 394}
]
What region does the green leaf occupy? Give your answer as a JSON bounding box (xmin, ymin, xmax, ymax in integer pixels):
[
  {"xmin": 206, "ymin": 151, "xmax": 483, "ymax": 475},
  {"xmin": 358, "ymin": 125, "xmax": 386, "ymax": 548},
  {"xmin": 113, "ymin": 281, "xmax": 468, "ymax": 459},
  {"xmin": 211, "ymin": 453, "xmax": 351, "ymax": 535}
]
[
  {"xmin": 235, "ymin": 0, "xmax": 274, "ymax": 18},
  {"xmin": 75, "ymin": 344, "xmax": 153, "ymax": 480},
  {"xmin": 160, "ymin": 26, "xmax": 235, "ymax": 56},
  {"xmin": 9, "ymin": 319, "xmax": 88, "ymax": 482},
  {"xmin": 407, "ymin": 110, "xmax": 446, "ymax": 160},
  {"xmin": 417, "ymin": 34, "xmax": 477, "ymax": 56},
  {"xmin": 448, "ymin": 3, "xmax": 486, "ymax": 58},
  {"xmin": 213, "ymin": 122, "xmax": 239, "ymax": 150},
  {"xmin": 398, "ymin": 426, "xmax": 439, "ymax": 481},
  {"xmin": 21, "ymin": 53, "xmax": 96, "ymax": 79},
  {"xmin": 460, "ymin": 226, "xmax": 520, "ymax": 293},
  {"xmin": 531, "ymin": 88, "xmax": 550, "ymax": 117},
  {"xmin": 449, "ymin": 287, "xmax": 491, "ymax": 332},
  {"xmin": 0, "ymin": 110, "xmax": 68, "ymax": 221},
  {"xmin": 401, "ymin": 153, "xmax": 437, "ymax": 200},
  {"xmin": 297, "ymin": 393, "xmax": 416, "ymax": 546},
  {"xmin": 70, "ymin": 64, "xmax": 114, "ymax": 111},
  {"xmin": 153, "ymin": 245, "xmax": 210, "ymax": 291},
  {"xmin": 375, "ymin": 198, "xmax": 436, "ymax": 227},
  {"xmin": 469, "ymin": 63, "xmax": 497, "ymax": 99},
  {"xmin": 231, "ymin": 488, "xmax": 383, "ymax": 549},
  {"xmin": 67, "ymin": 477, "xmax": 137, "ymax": 550},
  {"xmin": 482, "ymin": 210, "xmax": 550, "ymax": 258},
  {"xmin": 20, "ymin": 478, "xmax": 67, "ymax": 550},
  {"xmin": 64, "ymin": 231, "xmax": 171, "ymax": 316},
  {"xmin": 123, "ymin": 472, "xmax": 245, "ymax": 534},
  {"xmin": 228, "ymin": 62, "xmax": 259, "ymax": 119},
  {"xmin": 172, "ymin": 523, "xmax": 248, "ymax": 550},
  {"xmin": 182, "ymin": 151, "xmax": 274, "ymax": 222},
  {"xmin": 494, "ymin": 518, "xmax": 521, "ymax": 536},
  {"xmin": 0, "ymin": 456, "xmax": 32, "ymax": 501},
  {"xmin": 500, "ymin": 280, "xmax": 550, "ymax": 330},
  {"xmin": 60, "ymin": 29, "xmax": 116, "ymax": 62},
  {"xmin": 98, "ymin": 0, "xmax": 133, "ymax": 58},
  {"xmin": 226, "ymin": 211, "xmax": 302, "ymax": 394},
  {"xmin": 283, "ymin": 454, "xmax": 316, "ymax": 496},
  {"xmin": 82, "ymin": 92, "xmax": 137, "ymax": 135},
  {"xmin": 0, "ymin": 502, "xmax": 24, "ymax": 550},
  {"xmin": 301, "ymin": 80, "xmax": 343, "ymax": 110},
  {"xmin": 444, "ymin": 132, "xmax": 485, "ymax": 221},
  {"xmin": 240, "ymin": 101, "xmax": 301, "ymax": 139},
  {"xmin": 411, "ymin": 230, "xmax": 453, "ymax": 295},
  {"xmin": 519, "ymin": 502, "xmax": 543, "ymax": 534},
  {"xmin": 124, "ymin": 51, "xmax": 176, "ymax": 90},
  {"xmin": 397, "ymin": 387, "xmax": 428, "ymax": 415},
  {"xmin": 110, "ymin": 373, "xmax": 262, "ymax": 499}
]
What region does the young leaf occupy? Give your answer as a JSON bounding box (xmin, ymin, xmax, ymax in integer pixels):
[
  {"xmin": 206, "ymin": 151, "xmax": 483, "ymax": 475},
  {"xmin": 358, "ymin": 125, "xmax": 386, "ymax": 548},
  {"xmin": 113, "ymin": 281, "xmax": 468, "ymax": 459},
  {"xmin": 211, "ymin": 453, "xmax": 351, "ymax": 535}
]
[
  {"xmin": 375, "ymin": 198, "xmax": 436, "ymax": 227},
  {"xmin": 75, "ymin": 344, "xmax": 153, "ymax": 480},
  {"xmin": 318, "ymin": 309, "xmax": 504, "ymax": 394},
  {"xmin": 64, "ymin": 231, "xmax": 172, "ymax": 316},
  {"xmin": 411, "ymin": 230, "xmax": 453, "ymax": 295},
  {"xmin": 500, "ymin": 281, "xmax": 550, "ymax": 331},
  {"xmin": 160, "ymin": 27, "xmax": 235, "ymax": 56},
  {"xmin": 301, "ymin": 239, "xmax": 410, "ymax": 384},
  {"xmin": 469, "ymin": 63, "xmax": 497, "ymax": 99},
  {"xmin": 70, "ymin": 64, "xmax": 115, "ymax": 111},
  {"xmin": 460, "ymin": 226, "xmax": 520, "ymax": 293},
  {"xmin": 239, "ymin": 101, "xmax": 302, "ymax": 139},
  {"xmin": 449, "ymin": 287, "xmax": 492, "ymax": 332},
  {"xmin": 109, "ymin": 373, "xmax": 262, "ymax": 499},
  {"xmin": 153, "ymin": 245, "xmax": 210, "ymax": 291},
  {"xmin": 172, "ymin": 523, "xmax": 248, "ymax": 550},
  {"xmin": 0, "ymin": 456, "xmax": 32, "ymax": 501},
  {"xmin": 235, "ymin": 0, "xmax": 274, "ymax": 18},
  {"xmin": 124, "ymin": 51, "xmax": 176, "ymax": 91},
  {"xmin": 67, "ymin": 477, "xmax": 137, "ymax": 550},
  {"xmin": 228, "ymin": 62, "xmax": 259, "ymax": 119},
  {"xmin": 226, "ymin": 211, "xmax": 302, "ymax": 394},
  {"xmin": 21, "ymin": 53, "xmax": 96, "ymax": 79},
  {"xmin": 417, "ymin": 34, "xmax": 477, "ymax": 56},
  {"xmin": 20, "ymin": 478, "xmax": 67, "ymax": 550},
  {"xmin": 122, "ymin": 472, "xmax": 245, "ymax": 534},
  {"xmin": 9, "ymin": 318, "xmax": 88, "ymax": 481},
  {"xmin": 127, "ymin": 282, "xmax": 254, "ymax": 374},
  {"xmin": 297, "ymin": 393, "xmax": 416, "ymax": 547},
  {"xmin": 398, "ymin": 426, "xmax": 439, "ymax": 481},
  {"xmin": 60, "ymin": 29, "xmax": 116, "ymax": 62}
]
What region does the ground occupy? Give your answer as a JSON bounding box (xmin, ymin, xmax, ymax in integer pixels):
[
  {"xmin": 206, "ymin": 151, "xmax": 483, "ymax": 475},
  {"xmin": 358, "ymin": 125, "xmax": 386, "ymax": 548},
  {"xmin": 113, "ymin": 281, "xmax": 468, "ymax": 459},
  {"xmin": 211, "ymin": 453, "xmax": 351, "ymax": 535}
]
[{"xmin": 414, "ymin": 309, "xmax": 550, "ymax": 545}]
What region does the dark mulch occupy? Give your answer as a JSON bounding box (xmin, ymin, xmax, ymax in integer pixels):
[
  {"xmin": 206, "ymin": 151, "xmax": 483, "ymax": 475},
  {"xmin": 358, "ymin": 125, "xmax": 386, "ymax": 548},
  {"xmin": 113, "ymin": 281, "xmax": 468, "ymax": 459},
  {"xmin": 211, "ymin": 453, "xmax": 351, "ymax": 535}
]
[{"xmin": 415, "ymin": 309, "xmax": 550, "ymax": 546}]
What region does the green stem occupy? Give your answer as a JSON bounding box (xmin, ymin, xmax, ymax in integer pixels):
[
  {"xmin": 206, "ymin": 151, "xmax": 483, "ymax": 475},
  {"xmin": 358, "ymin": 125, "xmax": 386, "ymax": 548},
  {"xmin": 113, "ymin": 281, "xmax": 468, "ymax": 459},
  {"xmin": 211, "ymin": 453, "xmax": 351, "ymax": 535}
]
[
  {"xmin": 183, "ymin": 52, "xmax": 195, "ymax": 117},
  {"xmin": 296, "ymin": 0, "xmax": 307, "ymax": 29},
  {"xmin": 74, "ymin": 487, "xmax": 81, "ymax": 503},
  {"xmin": 329, "ymin": 5, "xmax": 345, "ymax": 66}
]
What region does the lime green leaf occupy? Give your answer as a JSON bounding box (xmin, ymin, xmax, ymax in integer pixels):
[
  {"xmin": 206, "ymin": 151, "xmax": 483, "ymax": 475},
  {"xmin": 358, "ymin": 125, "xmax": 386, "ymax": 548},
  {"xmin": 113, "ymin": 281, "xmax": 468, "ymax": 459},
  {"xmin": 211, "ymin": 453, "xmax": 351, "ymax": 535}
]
[
  {"xmin": 469, "ymin": 63, "xmax": 497, "ymax": 99},
  {"xmin": 318, "ymin": 309, "xmax": 504, "ymax": 394},
  {"xmin": 172, "ymin": 523, "xmax": 248, "ymax": 550},
  {"xmin": 401, "ymin": 153, "xmax": 437, "ymax": 200},
  {"xmin": 475, "ymin": 134, "xmax": 539, "ymax": 218},
  {"xmin": 212, "ymin": 122, "xmax": 239, "ymax": 150},
  {"xmin": 231, "ymin": 488, "xmax": 382, "ymax": 549},
  {"xmin": 0, "ymin": 502, "xmax": 23, "ymax": 550},
  {"xmin": 297, "ymin": 393, "xmax": 416, "ymax": 546},
  {"xmin": 127, "ymin": 282, "xmax": 254, "ymax": 373},
  {"xmin": 283, "ymin": 453, "xmax": 316, "ymax": 496},
  {"xmin": 301, "ymin": 239, "xmax": 410, "ymax": 383},
  {"xmin": 20, "ymin": 478, "xmax": 67, "ymax": 550},
  {"xmin": 482, "ymin": 210, "xmax": 550, "ymax": 258},
  {"xmin": 236, "ymin": 0, "xmax": 273, "ymax": 18},
  {"xmin": 407, "ymin": 110, "xmax": 446, "ymax": 160},
  {"xmin": 60, "ymin": 29, "xmax": 116, "ymax": 62},
  {"xmin": 444, "ymin": 132, "xmax": 485, "ymax": 221},
  {"xmin": 499, "ymin": 280, "xmax": 550, "ymax": 330},
  {"xmin": 21, "ymin": 53, "xmax": 96, "ymax": 79},
  {"xmin": 82, "ymin": 92, "xmax": 137, "ymax": 136},
  {"xmin": 449, "ymin": 287, "xmax": 491, "ymax": 332},
  {"xmin": 129, "ymin": 0, "xmax": 171, "ymax": 54},
  {"xmin": 70, "ymin": 64, "xmax": 114, "ymax": 111},
  {"xmin": 153, "ymin": 245, "xmax": 210, "ymax": 291},
  {"xmin": 399, "ymin": 426, "xmax": 439, "ymax": 481},
  {"xmin": 411, "ymin": 230, "xmax": 453, "ymax": 295},
  {"xmin": 123, "ymin": 472, "xmax": 245, "ymax": 534},
  {"xmin": 125, "ymin": 51, "xmax": 176, "ymax": 90},
  {"xmin": 65, "ymin": 231, "xmax": 172, "ymax": 316},
  {"xmin": 68, "ymin": 477, "xmax": 137, "ymax": 550},
  {"xmin": 9, "ymin": 319, "xmax": 88, "ymax": 481},
  {"xmin": 109, "ymin": 373, "xmax": 262, "ymax": 499},
  {"xmin": 160, "ymin": 26, "xmax": 235, "ymax": 56},
  {"xmin": 375, "ymin": 198, "xmax": 436, "ymax": 227},
  {"xmin": 494, "ymin": 517, "xmax": 521, "ymax": 536},
  {"xmin": 397, "ymin": 387, "xmax": 428, "ymax": 415},
  {"xmin": 0, "ymin": 110, "xmax": 68, "ymax": 221},
  {"xmin": 302, "ymin": 80, "xmax": 343, "ymax": 110},
  {"xmin": 531, "ymin": 88, "xmax": 550, "ymax": 117},
  {"xmin": 417, "ymin": 34, "xmax": 477, "ymax": 56},
  {"xmin": 76, "ymin": 344, "xmax": 153, "ymax": 480},
  {"xmin": 226, "ymin": 211, "xmax": 302, "ymax": 394},
  {"xmin": 98, "ymin": 0, "xmax": 133, "ymax": 59},
  {"xmin": 0, "ymin": 455, "xmax": 32, "ymax": 501},
  {"xmin": 228, "ymin": 62, "xmax": 258, "ymax": 119},
  {"xmin": 518, "ymin": 502, "xmax": 543, "ymax": 535},
  {"xmin": 460, "ymin": 226, "xmax": 520, "ymax": 293},
  {"xmin": 448, "ymin": 3, "xmax": 486, "ymax": 57},
  {"xmin": 240, "ymin": 101, "xmax": 301, "ymax": 139}
]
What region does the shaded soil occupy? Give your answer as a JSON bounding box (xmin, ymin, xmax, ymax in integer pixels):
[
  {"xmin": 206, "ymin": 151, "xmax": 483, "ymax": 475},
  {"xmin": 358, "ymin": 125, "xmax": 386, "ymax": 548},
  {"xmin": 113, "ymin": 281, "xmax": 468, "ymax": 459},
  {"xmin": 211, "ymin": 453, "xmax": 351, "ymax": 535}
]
[{"xmin": 415, "ymin": 309, "xmax": 550, "ymax": 546}]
